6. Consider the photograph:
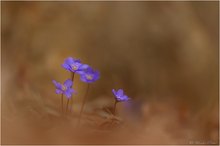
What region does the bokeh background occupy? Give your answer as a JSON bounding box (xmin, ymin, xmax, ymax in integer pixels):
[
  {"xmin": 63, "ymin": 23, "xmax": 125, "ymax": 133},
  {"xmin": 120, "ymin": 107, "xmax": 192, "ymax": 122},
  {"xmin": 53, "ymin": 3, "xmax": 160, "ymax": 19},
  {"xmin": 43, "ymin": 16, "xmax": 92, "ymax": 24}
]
[{"xmin": 1, "ymin": 1, "xmax": 219, "ymax": 145}]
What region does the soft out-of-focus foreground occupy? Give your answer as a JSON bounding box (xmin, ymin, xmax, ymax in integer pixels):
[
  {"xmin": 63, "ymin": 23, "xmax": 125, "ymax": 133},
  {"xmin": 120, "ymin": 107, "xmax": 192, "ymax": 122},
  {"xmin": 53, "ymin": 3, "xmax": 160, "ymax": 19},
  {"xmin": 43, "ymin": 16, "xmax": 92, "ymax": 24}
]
[{"xmin": 1, "ymin": 1, "xmax": 219, "ymax": 145}]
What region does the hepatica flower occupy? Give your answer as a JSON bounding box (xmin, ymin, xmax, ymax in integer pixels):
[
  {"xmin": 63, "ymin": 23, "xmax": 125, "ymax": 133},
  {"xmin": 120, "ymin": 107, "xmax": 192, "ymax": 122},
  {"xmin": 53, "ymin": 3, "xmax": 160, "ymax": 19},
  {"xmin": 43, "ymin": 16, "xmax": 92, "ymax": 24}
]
[
  {"xmin": 62, "ymin": 57, "xmax": 89, "ymax": 74},
  {"xmin": 112, "ymin": 89, "xmax": 130, "ymax": 102},
  {"xmin": 80, "ymin": 67, "xmax": 100, "ymax": 83},
  {"xmin": 53, "ymin": 79, "xmax": 75, "ymax": 99},
  {"xmin": 112, "ymin": 89, "xmax": 130, "ymax": 115}
]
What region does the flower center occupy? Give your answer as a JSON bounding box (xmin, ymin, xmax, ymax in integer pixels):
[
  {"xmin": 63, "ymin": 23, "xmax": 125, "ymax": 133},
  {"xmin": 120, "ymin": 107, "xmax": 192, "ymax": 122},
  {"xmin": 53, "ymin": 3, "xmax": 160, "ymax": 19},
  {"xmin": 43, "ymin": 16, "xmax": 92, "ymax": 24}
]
[
  {"xmin": 86, "ymin": 74, "xmax": 93, "ymax": 80},
  {"xmin": 62, "ymin": 85, "xmax": 67, "ymax": 91},
  {"xmin": 71, "ymin": 65, "xmax": 78, "ymax": 71}
]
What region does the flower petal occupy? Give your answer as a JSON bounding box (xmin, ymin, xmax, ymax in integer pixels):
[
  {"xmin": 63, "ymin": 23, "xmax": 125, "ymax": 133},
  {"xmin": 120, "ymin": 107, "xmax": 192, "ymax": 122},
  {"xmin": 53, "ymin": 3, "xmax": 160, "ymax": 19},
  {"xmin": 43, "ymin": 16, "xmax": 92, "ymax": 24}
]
[
  {"xmin": 56, "ymin": 89, "xmax": 63, "ymax": 94},
  {"xmin": 116, "ymin": 96, "xmax": 122, "ymax": 101},
  {"xmin": 80, "ymin": 76, "xmax": 86, "ymax": 82},
  {"xmin": 65, "ymin": 57, "xmax": 74, "ymax": 64},
  {"xmin": 68, "ymin": 88, "xmax": 77, "ymax": 95},
  {"xmin": 65, "ymin": 90, "xmax": 72, "ymax": 99},
  {"xmin": 52, "ymin": 80, "xmax": 57, "ymax": 85},
  {"xmin": 53, "ymin": 80, "xmax": 62, "ymax": 89},
  {"xmin": 122, "ymin": 95, "xmax": 129, "ymax": 101},
  {"xmin": 94, "ymin": 71, "xmax": 100, "ymax": 81},
  {"xmin": 112, "ymin": 89, "xmax": 116, "ymax": 96},
  {"xmin": 80, "ymin": 74, "xmax": 88, "ymax": 83},
  {"xmin": 117, "ymin": 89, "xmax": 124, "ymax": 96},
  {"xmin": 64, "ymin": 79, "xmax": 73, "ymax": 87},
  {"xmin": 79, "ymin": 64, "xmax": 89, "ymax": 70},
  {"xmin": 76, "ymin": 71, "xmax": 85, "ymax": 75},
  {"xmin": 86, "ymin": 66, "xmax": 93, "ymax": 72},
  {"xmin": 74, "ymin": 59, "xmax": 81, "ymax": 63},
  {"xmin": 62, "ymin": 63, "xmax": 71, "ymax": 71}
]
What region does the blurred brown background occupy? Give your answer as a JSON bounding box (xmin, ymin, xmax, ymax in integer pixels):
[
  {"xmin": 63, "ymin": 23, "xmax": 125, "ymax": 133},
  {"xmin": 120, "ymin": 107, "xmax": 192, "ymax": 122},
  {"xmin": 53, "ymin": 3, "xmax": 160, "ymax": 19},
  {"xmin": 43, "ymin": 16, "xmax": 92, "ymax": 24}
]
[{"xmin": 1, "ymin": 1, "xmax": 219, "ymax": 145}]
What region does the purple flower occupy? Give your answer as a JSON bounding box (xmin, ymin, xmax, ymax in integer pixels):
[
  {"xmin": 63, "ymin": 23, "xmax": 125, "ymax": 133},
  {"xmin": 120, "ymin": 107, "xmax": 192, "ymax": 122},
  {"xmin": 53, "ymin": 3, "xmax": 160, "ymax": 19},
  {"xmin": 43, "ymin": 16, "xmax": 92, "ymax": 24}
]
[
  {"xmin": 80, "ymin": 67, "xmax": 100, "ymax": 83},
  {"xmin": 112, "ymin": 89, "xmax": 130, "ymax": 102},
  {"xmin": 53, "ymin": 79, "xmax": 75, "ymax": 99},
  {"xmin": 62, "ymin": 57, "xmax": 89, "ymax": 74}
]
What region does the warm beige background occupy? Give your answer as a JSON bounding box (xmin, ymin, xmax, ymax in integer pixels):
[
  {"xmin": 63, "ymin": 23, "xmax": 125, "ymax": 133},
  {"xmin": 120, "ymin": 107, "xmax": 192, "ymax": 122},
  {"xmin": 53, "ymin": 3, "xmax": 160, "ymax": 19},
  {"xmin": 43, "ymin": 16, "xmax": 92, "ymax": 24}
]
[{"xmin": 1, "ymin": 1, "xmax": 219, "ymax": 144}]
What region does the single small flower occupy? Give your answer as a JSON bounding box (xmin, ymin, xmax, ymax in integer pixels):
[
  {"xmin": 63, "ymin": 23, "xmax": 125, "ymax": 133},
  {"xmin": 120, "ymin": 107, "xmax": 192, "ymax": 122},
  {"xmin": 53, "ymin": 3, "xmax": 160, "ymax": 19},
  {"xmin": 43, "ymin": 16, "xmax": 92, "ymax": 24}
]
[
  {"xmin": 62, "ymin": 57, "xmax": 89, "ymax": 74},
  {"xmin": 53, "ymin": 79, "xmax": 75, "ymax": 99},
  {"xmin": 112, "ymin": 89, "xmax": 130, "ymax": 102},
  {"xmin": 80, "ymin": 67, "xmax": 100, "ymax": 83}
]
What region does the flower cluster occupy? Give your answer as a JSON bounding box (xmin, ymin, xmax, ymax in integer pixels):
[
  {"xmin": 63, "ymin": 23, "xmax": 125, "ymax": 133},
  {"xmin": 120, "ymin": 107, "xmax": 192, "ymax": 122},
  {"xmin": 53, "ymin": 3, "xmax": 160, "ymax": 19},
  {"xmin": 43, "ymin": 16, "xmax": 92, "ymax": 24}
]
[
  {"xmin": 52, "ymin": 56, "xmax": 131, "ymax": 118},
  {"xmin": 53, "ymin": 57, "xmax": 100, "ymax": 99},
  {"xmin": 53, "ymin": 57, "xmax": 100, "ymax": 114}
]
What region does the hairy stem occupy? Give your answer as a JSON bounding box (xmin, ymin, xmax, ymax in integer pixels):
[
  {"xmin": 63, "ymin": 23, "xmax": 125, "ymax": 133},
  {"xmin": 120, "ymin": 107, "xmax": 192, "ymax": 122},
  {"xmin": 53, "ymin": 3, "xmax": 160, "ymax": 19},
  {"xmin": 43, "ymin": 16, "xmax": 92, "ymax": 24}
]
[
  {"xmin": 113, "ymin": 100, "xmax": 117, "ymax": 115},
  {"xmin": 78, "ymin": 84, "xmax": 90, "ymax": 125},
  {"xmin": 61, "ymin": 94, "xmax": 64, "ymax": 112},
  {"xmin": 70, "ymin": 72, "xmax": 75, "ymax": 112},
  {"xmin": 66, "ymin": 99, "xmax": 70, "ymax": 113},
  {"xmin": 70, "ymin": 98, "xmax": 73, "ymax": 112},
  {"xmin": 71, "ymin": 72, "xmax": 75, "ymax": 82}
]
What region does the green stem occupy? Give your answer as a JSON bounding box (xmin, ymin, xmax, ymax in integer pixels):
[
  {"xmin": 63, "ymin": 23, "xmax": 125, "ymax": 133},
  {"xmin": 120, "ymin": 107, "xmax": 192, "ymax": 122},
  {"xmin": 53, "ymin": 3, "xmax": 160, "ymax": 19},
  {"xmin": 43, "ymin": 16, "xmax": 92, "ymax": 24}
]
[{"xmin": 78, "ymin": 84, "xmax": 90, "ymax": 125}]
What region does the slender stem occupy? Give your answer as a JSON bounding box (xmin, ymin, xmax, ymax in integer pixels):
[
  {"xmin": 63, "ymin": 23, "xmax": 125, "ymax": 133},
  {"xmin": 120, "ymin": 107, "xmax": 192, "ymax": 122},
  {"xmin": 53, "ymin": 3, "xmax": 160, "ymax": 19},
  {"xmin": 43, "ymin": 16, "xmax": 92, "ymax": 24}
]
[
  {"xmin": 70, "ymin": 72, "xmax": 75, "ymax": 112},
  {"xmin": 113, "ymin": 100, "xmax": 117, "ymax": 115},
  {"xmin": 78, "ymin": 84, "xmax": 90, "ymax": 125},
  {"xmin": 61, "ymin": 94, "xmax": 64, "ymax": 112},
  {"xmin": 66, "ymin": 99, "xmax": 70, "ymax": 113},
  {"xmin": 70, "ymin": 98, "xmax": 73, "ymax": 112},
  {"xmin": 71, "ymin": 72, "xmax": 75, "ymax": 82}
]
